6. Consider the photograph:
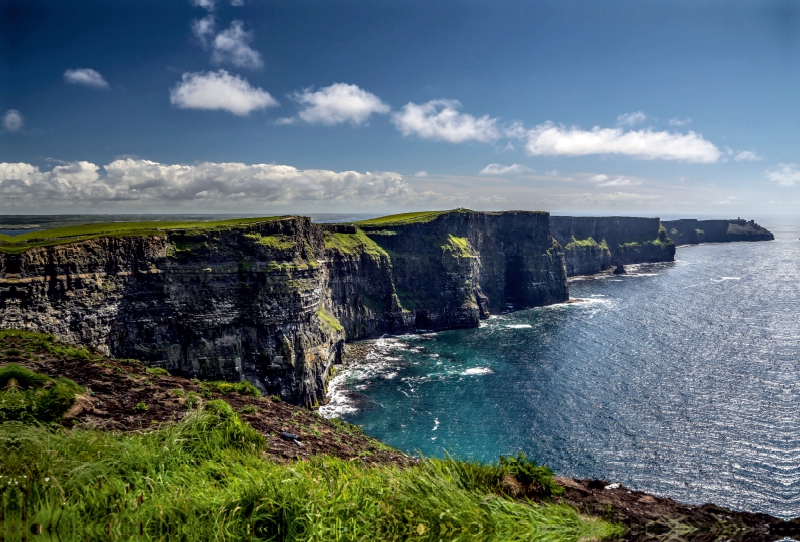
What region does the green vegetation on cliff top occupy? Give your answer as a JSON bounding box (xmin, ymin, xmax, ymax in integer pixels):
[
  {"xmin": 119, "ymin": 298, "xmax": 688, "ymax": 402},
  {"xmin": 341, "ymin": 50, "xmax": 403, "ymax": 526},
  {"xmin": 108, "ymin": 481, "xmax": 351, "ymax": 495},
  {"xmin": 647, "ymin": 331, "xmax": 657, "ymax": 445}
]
[
  {"xmin": 355, "ymin": 210, "xmax": 455, "ymax": 227},
  {"xmin": 323, "ymin": 228, "xmax": 388, "ymax": 258},
  {"xmin": 0, "ymin": 217, "xmax": 282, "ymax": 254},
  {"xmin": 564, "ymin": 237, "xmax": 608, "ymax": 250}
]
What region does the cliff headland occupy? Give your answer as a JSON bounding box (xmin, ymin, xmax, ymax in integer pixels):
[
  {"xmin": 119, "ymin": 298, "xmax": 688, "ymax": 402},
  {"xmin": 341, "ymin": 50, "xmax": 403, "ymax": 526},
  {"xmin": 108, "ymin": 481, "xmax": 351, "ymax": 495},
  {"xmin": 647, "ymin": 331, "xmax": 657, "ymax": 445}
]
[{"xmin": 662, "ymin": 218, "xmax": 775, "ymax": 245}]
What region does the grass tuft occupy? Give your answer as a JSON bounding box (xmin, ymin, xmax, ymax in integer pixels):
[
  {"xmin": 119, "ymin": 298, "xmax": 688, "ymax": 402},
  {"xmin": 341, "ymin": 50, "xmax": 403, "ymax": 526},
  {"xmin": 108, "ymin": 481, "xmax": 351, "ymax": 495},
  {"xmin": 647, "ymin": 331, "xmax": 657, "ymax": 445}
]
[{"xmin": 0, "ymin": 403, "xmax": 619, "ymax": 541}]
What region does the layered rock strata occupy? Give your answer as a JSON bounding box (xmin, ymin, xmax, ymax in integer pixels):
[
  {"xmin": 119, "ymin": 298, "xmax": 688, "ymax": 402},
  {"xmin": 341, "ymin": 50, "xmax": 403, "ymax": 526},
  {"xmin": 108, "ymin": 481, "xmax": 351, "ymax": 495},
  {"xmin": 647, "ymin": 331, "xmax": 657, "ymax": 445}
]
[
  {"xmin": 0, "ymin": 211, "xmax": 568, "ymax": 405},
  {"xmin": 550, "ymin": 216, "xmax": 676, "ymax": 276},
  {"xmin": 662, "ymin": 219, "xmax": 774, "ymax": 245}
]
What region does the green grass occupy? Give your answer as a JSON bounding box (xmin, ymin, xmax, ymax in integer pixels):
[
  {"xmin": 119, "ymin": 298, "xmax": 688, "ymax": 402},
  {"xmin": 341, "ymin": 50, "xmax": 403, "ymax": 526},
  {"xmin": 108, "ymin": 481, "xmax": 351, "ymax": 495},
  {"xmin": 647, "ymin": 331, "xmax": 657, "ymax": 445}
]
[
  {"xmin": 441, "ymin": 234, "xmax": 473, "ymax": 258},
  {"xmin": 245, "ymin": 233, "xmax": 297, "ymax": 250},
  {"xmin": 564, "ymin": 237, "xmax": 608, "ymax": 250},
  {"xmin": 0, "ymin": 363, "xmax": 84, "ymax": 423},
  {"xmin": 323, "ymin": 229, "xmax": 389, "ymax": 258},
  {"xmin": 201, "ymin": 380, "xmax": 262, "ymax": 398},
  {"xmin": 0, "ymin": 330, "xmax": 97, "ymax": 361},
  {"xmin": 0, "ymin": 217, "xmax": 283, "ymax": 254},
  {"xmin": 317, "ymin": 308, "xmax": 345, "ymax": 333},
  {"xmin": 0, "ymin": 399, "xmax": 619, "ymax": 542},
  {"xmin": 355, "ymin": 209, "xmax": 464, "ymax": 227}
]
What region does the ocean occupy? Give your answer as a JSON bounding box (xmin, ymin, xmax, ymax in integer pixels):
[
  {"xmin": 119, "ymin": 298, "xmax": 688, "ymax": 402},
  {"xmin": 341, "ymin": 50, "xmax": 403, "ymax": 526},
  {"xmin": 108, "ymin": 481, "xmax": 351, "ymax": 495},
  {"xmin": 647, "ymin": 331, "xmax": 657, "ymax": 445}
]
[{"xmin": 322, "ymin": 217, "xmax": 800, "ymax": 518}]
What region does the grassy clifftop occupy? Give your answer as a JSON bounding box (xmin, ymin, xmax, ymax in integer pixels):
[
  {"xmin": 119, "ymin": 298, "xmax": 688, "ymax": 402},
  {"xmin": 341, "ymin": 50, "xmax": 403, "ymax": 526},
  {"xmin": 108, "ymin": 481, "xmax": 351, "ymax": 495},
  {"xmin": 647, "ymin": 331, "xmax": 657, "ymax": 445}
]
[{"xmin": 0, "ymin": 217, "xmax": 283, "ymax": 254}]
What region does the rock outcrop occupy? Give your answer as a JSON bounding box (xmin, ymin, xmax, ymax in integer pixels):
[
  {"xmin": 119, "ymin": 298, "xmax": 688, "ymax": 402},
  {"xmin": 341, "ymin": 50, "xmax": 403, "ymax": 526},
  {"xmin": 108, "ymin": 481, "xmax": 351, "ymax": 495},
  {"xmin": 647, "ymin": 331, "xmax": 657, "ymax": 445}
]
[
  {"xmin": 0, "ymin": 211, "xmax": 568, "ymax": 406},
  {"xmin": 550, "ymin": 216, "xmax": 676, "ymax": 276},
  {"xmin": 662, "ymin": 219, "xmax": 774, "ymax": 245}
]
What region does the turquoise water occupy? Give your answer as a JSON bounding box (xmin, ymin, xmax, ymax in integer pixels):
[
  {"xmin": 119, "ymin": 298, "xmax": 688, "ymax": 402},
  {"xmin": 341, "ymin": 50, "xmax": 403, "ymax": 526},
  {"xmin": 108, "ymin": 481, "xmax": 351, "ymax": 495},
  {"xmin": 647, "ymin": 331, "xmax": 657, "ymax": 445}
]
[{"xmin": 323, "ymin": 218, "xmax": 800, "ymax": 518}]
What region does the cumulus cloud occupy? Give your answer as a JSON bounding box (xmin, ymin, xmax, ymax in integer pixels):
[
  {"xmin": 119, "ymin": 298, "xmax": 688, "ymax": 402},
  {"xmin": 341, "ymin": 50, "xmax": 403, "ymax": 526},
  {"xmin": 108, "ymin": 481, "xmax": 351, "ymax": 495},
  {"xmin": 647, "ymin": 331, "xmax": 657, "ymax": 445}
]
[
  {"xmin": 64, "ymin": 68, "xmax": 109, "ymax": 89},
  {"xmin": 191, "ymin": 15, "xmax": 216, "ymax": 45},
  {"xmin": 595, "ymin": 177, "xmax": 641, "ymax": 188},
  {"xmin": 767, "ymin": 163, "xmax": 800, "ymax": 187},
  {"xmin": 291, "ymin": 83, "xmax": 390, "ymax": 125},
  {"xmin": 392, "ymin": 99, "xmax": 500, "ymax": 143},
  {"xmin": 617, "ymin": 111, "xmax": 646, "ymax": 126},
  {"xmin": 590, "ymin": 173, "xmax": 641, "ymax": 187},
  {"xmin": 3, "ymin": 110, "xmax": 23, "ymax": 132},
  {"xmin": 191, "ymin": 0, "xmax": 216, "ymax": 10},
  {"xmin": 735, "ymin": 150, "xmax": 763, "ymax": 161},
  {"xmin": 521, "ymin": 122, "xmax": 721, "ymax": 162},
  {"xmin": 0, "ymin": 160, "xmax": 451, "ymax": 208},
  {"xmin": 669, "ymin": 118, "xmax": 692, "ymax": 126},
  {"xmin": 478, "ymin": 163, "xmax": 533, "ymax": 175},
  {"xmin": 211, "ymin": 21, "xmax": 262, "ymax": 69},
  {"xmin": 169, "ymin": 70, "xmax": 277, "ymax": 115}
]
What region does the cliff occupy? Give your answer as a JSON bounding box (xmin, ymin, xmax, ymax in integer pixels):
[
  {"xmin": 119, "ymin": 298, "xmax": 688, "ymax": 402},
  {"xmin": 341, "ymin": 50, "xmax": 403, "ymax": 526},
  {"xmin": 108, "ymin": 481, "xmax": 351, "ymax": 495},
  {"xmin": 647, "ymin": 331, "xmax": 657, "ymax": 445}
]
[
  {"xmin": 0, "ymin": 210, "xmax": 568, "ymax": 406},
  {"xmin": 662, "ymin": 219, "xmax": 774, "ymax": 245},
  {"xmin": 356, "ymin": 210, "xmax": 569, "ymax": 331},
  {"xmin": 550, "ymin": 216, "xmax": 676, "ymax": 276}
]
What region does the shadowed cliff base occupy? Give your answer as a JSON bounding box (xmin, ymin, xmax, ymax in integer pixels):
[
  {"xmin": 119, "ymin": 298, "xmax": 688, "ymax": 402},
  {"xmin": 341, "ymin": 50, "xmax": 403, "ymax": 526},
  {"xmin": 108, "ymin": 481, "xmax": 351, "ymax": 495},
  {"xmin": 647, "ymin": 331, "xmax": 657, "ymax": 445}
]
[{"xmin": 1, "ymin": 329, "xmax": 796, "ymax": 542}]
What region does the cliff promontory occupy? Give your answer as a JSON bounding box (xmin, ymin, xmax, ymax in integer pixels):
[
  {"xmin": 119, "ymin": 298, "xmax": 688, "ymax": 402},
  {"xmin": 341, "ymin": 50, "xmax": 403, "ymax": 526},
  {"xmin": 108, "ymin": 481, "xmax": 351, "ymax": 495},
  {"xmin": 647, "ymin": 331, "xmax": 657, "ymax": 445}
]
[
  {"xmin": 662, "ymin": 218, "xmax": 774, "ymax": 245},
  {"xmin": 0, "ymin": 211, "xmax": 568, "ymax": 405},
  {"xmin": 550, "ymin": 216, "xmax": 676, "ymax": 276}
]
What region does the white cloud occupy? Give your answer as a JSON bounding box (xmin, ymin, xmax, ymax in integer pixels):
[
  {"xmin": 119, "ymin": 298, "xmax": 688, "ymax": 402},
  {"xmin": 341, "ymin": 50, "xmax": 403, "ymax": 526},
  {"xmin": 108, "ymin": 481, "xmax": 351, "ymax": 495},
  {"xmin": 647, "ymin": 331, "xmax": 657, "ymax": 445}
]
[
  {"xmin": 735, "ymin": 150, "xmax": 763, "ymax": 161},
  {"xmin": 767, "ymin": 163, "xmax": 800, "ymax": 187},
  {"xmin": 211, "ymin": 21, "xmax": 262, "ymax": 69},
  {"xmin": 169, "ymin": 70, "xmax": 278, "ymax": 115},
  {"xmin": 3, "ymin": 110, "xmax": 23, "ymax": 132},
  {"xmin": 191, "ymin": 15, "xmax": 215, "ymax": 45},
  {"xmin": 63, "ymin": 68, "xmax": 109, "ymax": 89},
  {"xmin": 617, "ymin": 111, "xmax": 646, "ymax": 126},
  {"xmin": 521, "ymin": 122, "xmax": 721, "ymax": 163},
  {"xmin": 0, "ymin": 160, "xmax": 449, "ymax": 208},
  {"xmin": 478, "ymin": 163, "xmax": 533, "ymax": 175},
  {"xmin": 291, "ymin": 83, "xmax": 390, "ymax": 126},
  {"xmin": 191, "ymin": 0, "xmax": 216, "ymax": 10},
  {"xmin": 589, "ymin": 173, "xmax": 641, "ymax": 187},
  {"xmin": 669, "ymin": 118, "xmax": 692, "ymax": 126},
  {"xmin": 230, "ymin": 0, "xmax": 244, "ymax": 4},
  {"xmin": 392, "ymin": 99, "xmax": 500, "ymax": 144},
  {"xmin": 414, "ymin": 171, "xmax": 428, "ymax": 177},
  {"xmin": 595, "ymin": 177, "xmax": 641, "ymax": 188}
]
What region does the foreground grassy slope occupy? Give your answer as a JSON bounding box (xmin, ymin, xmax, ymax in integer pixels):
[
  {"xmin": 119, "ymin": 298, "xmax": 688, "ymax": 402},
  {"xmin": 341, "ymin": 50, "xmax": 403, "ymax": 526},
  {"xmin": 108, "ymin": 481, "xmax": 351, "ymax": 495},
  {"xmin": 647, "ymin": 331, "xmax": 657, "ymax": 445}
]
[
  {"xmin": 0, "ymin": 217, "xmax": 282, "ymax": 254},
  {"xmin": 0, "ymin": 330, "xmax": 618, "ymax": 542}
]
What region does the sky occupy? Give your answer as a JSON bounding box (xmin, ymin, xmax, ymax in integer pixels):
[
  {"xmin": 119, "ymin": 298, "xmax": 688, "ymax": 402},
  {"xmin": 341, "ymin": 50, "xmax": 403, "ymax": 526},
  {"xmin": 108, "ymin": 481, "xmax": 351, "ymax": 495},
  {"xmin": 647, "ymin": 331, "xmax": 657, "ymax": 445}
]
[{"xmin": 2, "ymin": 0, "xmax": 800, "ymax": 217}]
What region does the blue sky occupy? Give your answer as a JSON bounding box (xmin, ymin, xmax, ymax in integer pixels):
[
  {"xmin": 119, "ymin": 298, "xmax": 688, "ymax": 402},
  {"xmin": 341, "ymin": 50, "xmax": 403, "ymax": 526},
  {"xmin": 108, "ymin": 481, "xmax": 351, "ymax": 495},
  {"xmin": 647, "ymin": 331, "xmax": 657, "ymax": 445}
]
[{"xmin": 2, "ymin": 0, "xmax": 800, "ymax": 215}]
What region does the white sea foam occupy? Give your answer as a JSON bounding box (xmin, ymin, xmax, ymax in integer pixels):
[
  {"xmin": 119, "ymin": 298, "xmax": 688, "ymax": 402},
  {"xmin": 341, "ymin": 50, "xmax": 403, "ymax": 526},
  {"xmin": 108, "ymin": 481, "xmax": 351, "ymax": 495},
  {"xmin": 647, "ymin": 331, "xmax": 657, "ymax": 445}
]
[
  {"xmin": 722, "ymin": 277, "xmax": 741, "ymax": 280},
  {"xmin": 506, "ymin": 324, "xmax": 533, "ymax": 329},
  {"xmin": 461, "ymin": 367, "xmax": 494, "ymax": 376},
  {"xmin": 432, "ymin": 418, "xmax": 440, "ymax": 431}
]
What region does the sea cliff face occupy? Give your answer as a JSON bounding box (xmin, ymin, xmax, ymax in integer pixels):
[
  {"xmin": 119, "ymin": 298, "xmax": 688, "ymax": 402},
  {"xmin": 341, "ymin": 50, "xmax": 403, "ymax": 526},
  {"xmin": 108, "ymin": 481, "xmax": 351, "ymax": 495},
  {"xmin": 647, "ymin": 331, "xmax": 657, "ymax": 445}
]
[
  {"xmin": 0, "ymin": 211, "xmax": 568, "ymax": 405},
  {"xmin": 0, "ymin": 218, "xmax": 343, "ymax": 406},
  {"xmin": 358, "ymin": 210, "xmax": 569, "ymax": 330},
  {"xmin": 550, "ymin": 216, "xmax": 676, "ymax": 276},
  {"xmin": 662, "ymin": 219, "xmax": 774, "ymax": 245}
]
